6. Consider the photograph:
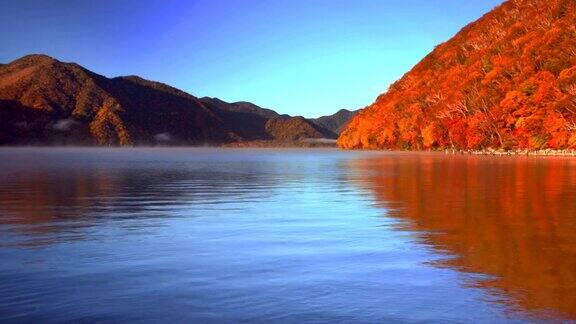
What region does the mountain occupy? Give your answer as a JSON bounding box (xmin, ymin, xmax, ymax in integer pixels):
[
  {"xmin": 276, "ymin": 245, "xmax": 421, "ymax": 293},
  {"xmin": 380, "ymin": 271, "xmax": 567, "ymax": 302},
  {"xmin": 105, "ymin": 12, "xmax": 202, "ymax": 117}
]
[
  {"xmin": 199, "ymin": 97, "xmax": 337, "ymax": 142},
  {"xmin": 311, "ymin": 108, "xmax": 358, "ymax": 134},
  {"xmin": 0, "ymin": 54, "xmax": 337, "ymax": 146},
  {"xmin": 265, "ymin": 116, "xmax": 336, "ymax": 141},
  {"xmin": 199, "ymin": 97, "xmax": 274, "ymax": 141},
  {"xmin": 0, "ymin": 54, "xmax": 232, "ymax": 145},
  {"xmin": 339, "ymin": 0, "xmax": 576, "ymax": 150},
  {"xmin": 200, "ymin": 97, "xmax": 287, "ymax": 119}
]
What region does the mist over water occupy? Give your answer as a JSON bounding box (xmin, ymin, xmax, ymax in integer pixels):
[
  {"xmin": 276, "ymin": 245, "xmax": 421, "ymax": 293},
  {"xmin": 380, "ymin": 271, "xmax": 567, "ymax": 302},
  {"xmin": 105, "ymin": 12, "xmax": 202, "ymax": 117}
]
[{"xmin": 1, "ymin": 148, "xmax": 575, "ymax": 322}]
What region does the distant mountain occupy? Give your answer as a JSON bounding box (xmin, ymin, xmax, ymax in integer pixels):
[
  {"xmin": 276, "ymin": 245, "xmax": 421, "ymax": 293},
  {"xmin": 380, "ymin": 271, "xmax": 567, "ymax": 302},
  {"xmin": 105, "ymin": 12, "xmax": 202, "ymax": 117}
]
[
  {"xmin": 0, "ymin": 54, "xmax": 231, "ymax": 145},
  {"xmin": 265, "ymin": 116, "xmax": 336, "ymax": 141},
  {"xmin": 199, "ymin": 97, "xmax": 337, "ymax": 141},
  {"xmin": 339, "ymin": 0, "xmax": 576, "ymax": 150},
  {"xmin": 200, "ymin": 97, "xmax": 286, "ymax": 119},
  {"xmin": 311, "ymin": 109, "xmax": 358, "ymax": 134},
  {"xmin": 0, "ymin": 54, "xmax": 337, "ymax": 146}
]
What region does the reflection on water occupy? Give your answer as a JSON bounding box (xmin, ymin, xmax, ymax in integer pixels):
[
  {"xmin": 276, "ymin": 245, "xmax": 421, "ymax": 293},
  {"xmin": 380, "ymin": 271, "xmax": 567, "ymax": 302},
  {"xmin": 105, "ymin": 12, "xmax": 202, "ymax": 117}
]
[
  {"xmin": 350, "ymin": 153, "xmax": 576, "ymax": 321},
  {"xmin": 0, "ymin": 148, "xmax": 575, "ymax": 322}
]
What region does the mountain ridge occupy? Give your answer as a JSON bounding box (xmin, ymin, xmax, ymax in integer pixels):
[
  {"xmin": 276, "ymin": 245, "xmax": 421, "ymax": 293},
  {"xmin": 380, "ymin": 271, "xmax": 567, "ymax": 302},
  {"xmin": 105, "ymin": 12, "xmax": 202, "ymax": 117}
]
[
  {"xmin": 0, "ymin": 54, "xmax": 354, "ymax": 146},
  {"xmin": 338, "ymin": 0, "xmax": 576, "ymax": 150},
  {"xmin": 0, "ymin": 54, "xmax": 231, "ymax": 145},
  {"xmin": 312, "ymin": 108, "xmax": 359, "ymax": 135}
]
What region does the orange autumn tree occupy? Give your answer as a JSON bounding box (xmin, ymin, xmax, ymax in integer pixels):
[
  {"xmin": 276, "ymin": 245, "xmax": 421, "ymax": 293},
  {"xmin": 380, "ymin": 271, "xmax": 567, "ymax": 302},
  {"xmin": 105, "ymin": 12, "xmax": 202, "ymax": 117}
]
[{"xmin": 339, "ymin": 0, "xmax": 576, "ymax": 150}]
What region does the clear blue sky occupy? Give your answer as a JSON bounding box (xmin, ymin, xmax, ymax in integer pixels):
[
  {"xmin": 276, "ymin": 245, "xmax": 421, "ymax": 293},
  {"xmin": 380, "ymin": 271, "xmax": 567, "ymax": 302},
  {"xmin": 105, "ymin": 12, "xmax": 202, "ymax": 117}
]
[{"xmin": 0, "ymin": 0, "xmax": 502, "ymax": 117}]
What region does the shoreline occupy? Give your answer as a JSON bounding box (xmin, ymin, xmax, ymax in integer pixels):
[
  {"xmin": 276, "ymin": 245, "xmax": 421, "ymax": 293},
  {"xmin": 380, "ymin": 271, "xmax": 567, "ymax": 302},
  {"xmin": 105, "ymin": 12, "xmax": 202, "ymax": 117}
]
[
  {"xmin": 1, "ymin": 145, "xmax": 575, "ymax": 157},
  {"xmin": 443, "ymin": 148, "xmax": 576, "ymax": 157}
]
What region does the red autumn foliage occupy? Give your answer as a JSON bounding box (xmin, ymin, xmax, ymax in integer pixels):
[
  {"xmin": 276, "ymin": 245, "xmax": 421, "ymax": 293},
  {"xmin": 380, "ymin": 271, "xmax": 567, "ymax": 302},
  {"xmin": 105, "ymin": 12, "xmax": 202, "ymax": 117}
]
[{"xmin": 339, "ymin": 0, "xmax": 576, "ymax": 150}]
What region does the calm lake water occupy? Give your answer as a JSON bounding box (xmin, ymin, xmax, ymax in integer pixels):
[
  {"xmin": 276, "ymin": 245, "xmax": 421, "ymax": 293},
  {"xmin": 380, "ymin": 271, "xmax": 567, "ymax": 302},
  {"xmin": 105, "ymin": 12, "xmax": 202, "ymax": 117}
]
[{"xmin": 1, "ymin": 148, "xmax": 575, "ymax": 323}]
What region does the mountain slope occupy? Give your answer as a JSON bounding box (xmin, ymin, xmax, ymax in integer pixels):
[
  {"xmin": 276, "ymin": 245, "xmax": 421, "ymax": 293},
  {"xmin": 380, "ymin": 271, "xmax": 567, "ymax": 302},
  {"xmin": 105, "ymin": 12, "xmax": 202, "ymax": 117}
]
[
  {"xmin": 0, "ymin": 54, "xmax": 232, "ymax": 145},
  {"xmin": 199, "ymin": 97, "xmax": 273, "ymax": 141},
  {"xmin": 200, "ymin": 97, "xmax": 284, "ymax": 119},
  {"xmin": 339, "ymin": 0, "xmax": 576, "ymax": 150},
  {"xmin": 0, "ymin": 54, "xmax": 338, "ymax": 146},
  {"xmin": 265, "ymin": 116, "xmax": 337, "ymax": 141},
  {"xmin": 200, "ymin": 97, "xmax": 337, "ymax": 141},
  {"xmin": 312, "ymin": 109, "xmax": 358, "ymax": 134}
]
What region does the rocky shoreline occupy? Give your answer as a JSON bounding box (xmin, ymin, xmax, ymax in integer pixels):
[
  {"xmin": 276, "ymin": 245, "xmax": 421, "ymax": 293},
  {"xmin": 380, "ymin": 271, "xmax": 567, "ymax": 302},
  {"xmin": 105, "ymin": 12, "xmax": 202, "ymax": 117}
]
[
  {"xmin": 223, "ymin": 139, "xmax": 337, "ymax": 148},
  {"xmin": 444, "ymin": 148, "xmax": 576, "ymax": 157}
]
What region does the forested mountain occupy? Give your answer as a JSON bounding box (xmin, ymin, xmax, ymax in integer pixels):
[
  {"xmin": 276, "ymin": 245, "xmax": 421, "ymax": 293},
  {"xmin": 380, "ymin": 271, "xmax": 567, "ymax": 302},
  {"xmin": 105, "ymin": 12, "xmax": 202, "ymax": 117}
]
[
  {"xmin": 200, "ymin": 97, "xmax": 337, "ymax": 142},
  {"xmin": 0, "ymin": 54, "xmax": 232, "ymax": 145},
  {"xmin": 0, "ymin": 54, "xmax": 338, "ymax": 146},
  {"xmin": 339, "ymin": 0, "xmax": 576, "ymax": 150},
  {"xmin": 311, "ymin": 109, "xmax": 358, "ymax": 135}
]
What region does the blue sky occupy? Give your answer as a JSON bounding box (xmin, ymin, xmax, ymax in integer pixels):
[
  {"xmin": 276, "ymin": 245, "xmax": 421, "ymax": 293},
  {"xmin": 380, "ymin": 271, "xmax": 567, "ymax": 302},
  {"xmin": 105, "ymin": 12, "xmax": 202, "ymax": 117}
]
[{"xmin": 0, "ymin": 0, "xmax": 503, "ymax": 117}]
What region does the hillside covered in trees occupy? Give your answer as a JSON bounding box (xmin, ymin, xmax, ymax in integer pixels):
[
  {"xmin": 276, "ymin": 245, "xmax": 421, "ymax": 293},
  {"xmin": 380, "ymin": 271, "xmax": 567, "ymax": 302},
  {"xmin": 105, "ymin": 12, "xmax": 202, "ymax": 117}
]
[
  {"xmin": 0, "ymin": 55, "xmax": 348, "ymax": 146},
  {"xmin": 339, "ymin": 0, "xmax": 576, "ymax": 150}
]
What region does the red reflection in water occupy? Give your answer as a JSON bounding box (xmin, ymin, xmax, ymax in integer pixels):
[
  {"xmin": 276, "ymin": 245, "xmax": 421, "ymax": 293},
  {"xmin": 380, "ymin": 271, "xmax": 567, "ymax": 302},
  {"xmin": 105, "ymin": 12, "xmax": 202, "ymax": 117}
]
[{"xmin": 350, "ymin": 153, "xmax": 576, "ymax": 320}]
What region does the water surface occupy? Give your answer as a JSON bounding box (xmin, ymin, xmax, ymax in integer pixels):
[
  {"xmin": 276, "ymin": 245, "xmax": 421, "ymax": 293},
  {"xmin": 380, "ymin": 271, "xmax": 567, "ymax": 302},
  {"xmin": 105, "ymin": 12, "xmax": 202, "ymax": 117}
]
[{"xmin": 0, "ymin": 148, "xmax": 575, "ymax": 322}]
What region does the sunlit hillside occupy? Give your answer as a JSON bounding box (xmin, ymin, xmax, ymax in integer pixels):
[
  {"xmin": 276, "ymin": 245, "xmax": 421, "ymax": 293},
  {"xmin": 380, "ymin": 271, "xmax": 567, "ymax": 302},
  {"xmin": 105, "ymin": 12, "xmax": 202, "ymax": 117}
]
[{"xmin": 339, "ymin": 0, "xmax": 576, "ymax": 150}]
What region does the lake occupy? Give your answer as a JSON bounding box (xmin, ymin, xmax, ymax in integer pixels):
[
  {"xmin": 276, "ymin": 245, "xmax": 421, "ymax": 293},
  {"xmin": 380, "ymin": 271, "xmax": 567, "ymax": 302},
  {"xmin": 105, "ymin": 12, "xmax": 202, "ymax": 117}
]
[{"xmin": 1, "ymin": 148, "xmax": 575, "ymax": 323}]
